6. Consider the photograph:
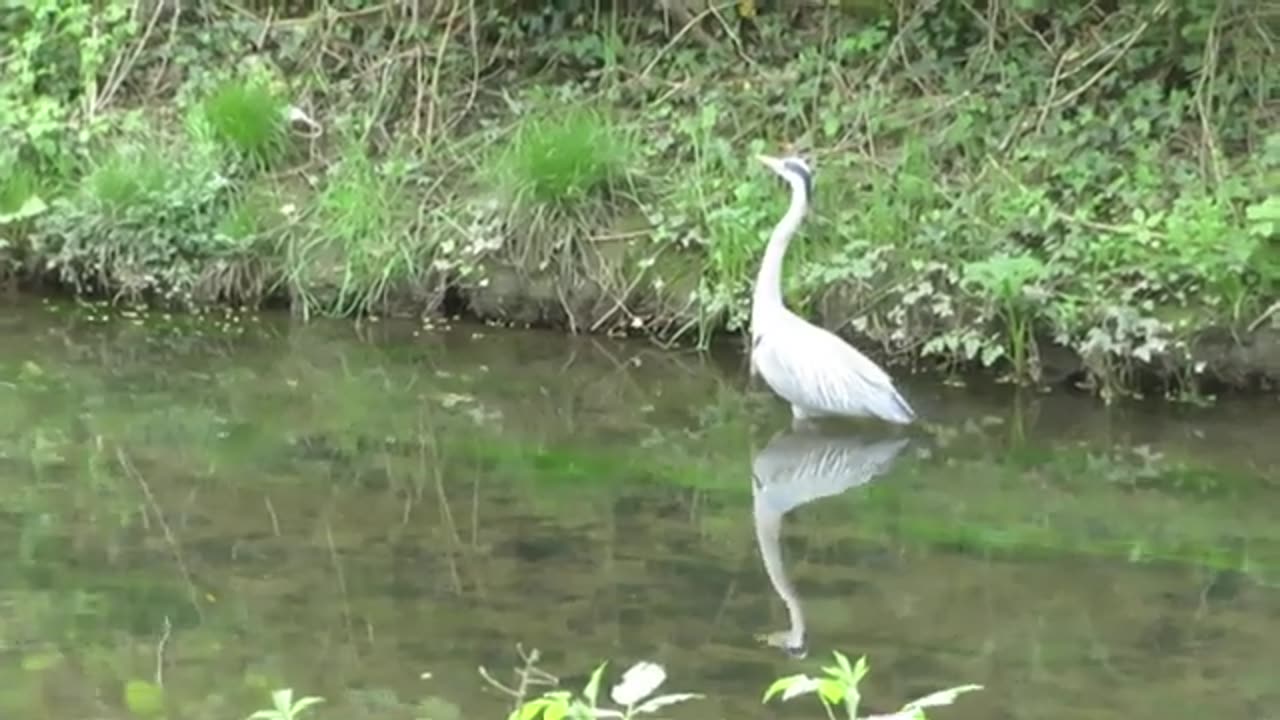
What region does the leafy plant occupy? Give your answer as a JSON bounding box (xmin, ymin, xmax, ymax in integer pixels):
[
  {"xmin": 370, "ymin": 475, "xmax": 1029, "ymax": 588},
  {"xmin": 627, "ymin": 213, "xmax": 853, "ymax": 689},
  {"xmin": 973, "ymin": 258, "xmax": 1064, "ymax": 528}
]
[
  {"xmin": 30, "ymin": 134, "xmax": 242, "ymax": 304},
  {"xmin": 511, "ymin": 661, "xmax": 701, "ymax": 720},
  {"xmin": 246, "ymin": 688, "xmax": 325, "ymax": 720},
  {"xmin": 283, "ymin": 141, "xmax": 427, "ymax": 318},
  {"xmin": 763, "ymin": 651, "xmax": 982, "ymax": 720},
  {"xmin": 201, "ymin": 75, "xmax": 290, "ymax": 169},
  {"xmin": 0, "ymin": 0, "xmax": 136, "ymax": 170},
  {"xmin": 494, "ymin": 104, "xmax": 632, "ymax": 208},
  {"xmin": 1, "ymin": 1, "xmax": 1276, "ymax": 396}
]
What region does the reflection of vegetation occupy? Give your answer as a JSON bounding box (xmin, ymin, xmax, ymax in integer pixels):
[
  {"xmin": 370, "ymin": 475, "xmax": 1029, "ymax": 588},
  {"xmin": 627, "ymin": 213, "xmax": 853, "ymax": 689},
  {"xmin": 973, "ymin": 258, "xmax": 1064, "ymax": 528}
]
[{"xmin": 0, "ymin": 302, "xmax": 1278, "ymax": 718}]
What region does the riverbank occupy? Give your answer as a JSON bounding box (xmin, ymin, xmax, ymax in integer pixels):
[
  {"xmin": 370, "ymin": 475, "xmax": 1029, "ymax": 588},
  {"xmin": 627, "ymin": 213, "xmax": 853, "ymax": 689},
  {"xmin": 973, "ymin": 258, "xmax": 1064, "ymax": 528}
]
[{"xmin": 2, "ymin": 2, "xmax": 1276, "ymax": 400}]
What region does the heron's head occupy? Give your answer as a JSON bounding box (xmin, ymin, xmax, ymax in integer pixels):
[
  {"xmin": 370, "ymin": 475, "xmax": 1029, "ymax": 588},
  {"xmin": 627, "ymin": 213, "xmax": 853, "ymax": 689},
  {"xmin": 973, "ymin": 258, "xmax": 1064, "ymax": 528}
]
[{"xmin": 757, "ymin": 154, "xmax": 814, "ymax": 202}]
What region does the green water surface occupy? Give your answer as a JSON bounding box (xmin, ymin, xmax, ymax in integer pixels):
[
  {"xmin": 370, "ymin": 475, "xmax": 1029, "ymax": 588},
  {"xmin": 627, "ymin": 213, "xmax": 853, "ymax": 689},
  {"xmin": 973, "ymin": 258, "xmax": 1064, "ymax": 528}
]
[{"xmin": 1, "ymin": 298, "xmax": 1278, "ymax": 720}]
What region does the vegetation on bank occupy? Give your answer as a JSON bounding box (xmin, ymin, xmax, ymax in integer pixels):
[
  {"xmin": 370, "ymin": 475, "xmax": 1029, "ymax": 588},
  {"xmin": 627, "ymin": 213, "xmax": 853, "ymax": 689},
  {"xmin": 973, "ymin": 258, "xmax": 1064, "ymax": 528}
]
[{"xmin": 1, "ymin": 0, "xmax": 1277, "ymax": 398}]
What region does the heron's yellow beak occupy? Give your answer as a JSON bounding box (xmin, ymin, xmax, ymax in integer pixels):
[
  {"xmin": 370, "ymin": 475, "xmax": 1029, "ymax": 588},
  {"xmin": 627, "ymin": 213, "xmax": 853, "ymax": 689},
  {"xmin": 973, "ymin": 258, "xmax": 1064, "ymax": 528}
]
[{"xmin": 756, "ymin": 154, "xmax": 785, "ymax": 175}]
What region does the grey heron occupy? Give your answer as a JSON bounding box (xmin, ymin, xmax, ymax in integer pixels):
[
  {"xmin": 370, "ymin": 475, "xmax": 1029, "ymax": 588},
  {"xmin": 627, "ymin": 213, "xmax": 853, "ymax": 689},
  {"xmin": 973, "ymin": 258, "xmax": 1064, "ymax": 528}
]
[
  {"xmin": 752, "ymin": 427, "xmax": 911, "ymax": 658},
  {"xmin": 750, "ymin": 154, "xmax": 916, "ymax": 426}
]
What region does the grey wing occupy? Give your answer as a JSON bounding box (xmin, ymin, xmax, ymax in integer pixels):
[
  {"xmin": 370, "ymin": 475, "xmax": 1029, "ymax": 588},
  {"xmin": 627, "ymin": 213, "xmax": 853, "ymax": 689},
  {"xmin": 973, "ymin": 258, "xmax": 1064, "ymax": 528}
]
[{"xmin": 755, "ymin": 318, "xmax": 915, "ymax": 424}]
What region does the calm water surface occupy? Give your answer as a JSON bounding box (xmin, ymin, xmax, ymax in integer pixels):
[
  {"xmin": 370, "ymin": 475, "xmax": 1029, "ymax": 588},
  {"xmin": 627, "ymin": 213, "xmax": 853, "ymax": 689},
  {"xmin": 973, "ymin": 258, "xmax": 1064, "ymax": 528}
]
[{"xmin": 1, "ymin": 299, "xmax": 1278, "ymax": 720}]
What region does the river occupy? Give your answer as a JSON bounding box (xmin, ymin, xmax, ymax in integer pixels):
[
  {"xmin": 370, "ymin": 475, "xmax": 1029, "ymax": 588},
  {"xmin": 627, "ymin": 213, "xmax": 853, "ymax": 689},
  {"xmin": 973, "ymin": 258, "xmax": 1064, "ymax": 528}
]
[{"xmin": 1, "ymin": 298, "xmax": 1277, "ymax": 720}]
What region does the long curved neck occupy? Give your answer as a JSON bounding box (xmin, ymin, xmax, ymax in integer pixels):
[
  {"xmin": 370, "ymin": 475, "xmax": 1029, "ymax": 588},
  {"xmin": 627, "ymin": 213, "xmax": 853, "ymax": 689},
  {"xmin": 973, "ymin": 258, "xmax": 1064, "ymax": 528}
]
[
  {"xmin": 753, "ymin": 489, "xmax": 806, "ymax": 652},
  {"xmin": 752, "ymin": 180, "xmax": 808, "ymax": 331}
]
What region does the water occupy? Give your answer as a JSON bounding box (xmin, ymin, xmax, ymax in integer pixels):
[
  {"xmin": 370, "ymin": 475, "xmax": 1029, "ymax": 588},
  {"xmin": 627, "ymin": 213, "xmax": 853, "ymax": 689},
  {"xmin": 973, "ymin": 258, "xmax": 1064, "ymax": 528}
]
[{"xmin": 2, "ymin": 298, "xmax": 1278, "ymax": 720}]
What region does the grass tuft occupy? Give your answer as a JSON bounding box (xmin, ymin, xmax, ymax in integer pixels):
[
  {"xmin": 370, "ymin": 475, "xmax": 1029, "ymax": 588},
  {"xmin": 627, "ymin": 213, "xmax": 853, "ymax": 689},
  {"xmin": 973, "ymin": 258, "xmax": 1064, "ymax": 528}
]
[
  {"xmin": 492, "ymin": 106, "xmax": 632, "ymax": 208},
  {"xmin": 85, "ymin": 145, "xmax": 175, "ymax": 212},
  {"xmin": 201, "ymin": 77, "xmax": 289, "ymax": 168},
  {"xmin": 32, "ymin": 134, "xmax": 240, "ymax": 303},
  {"xmin": 284, "ymin": 143, "xmax": 429, "ymax": 318},
  {"xmin": 0, "ymin": 163, "xmax": 43, "ymax": 216}
]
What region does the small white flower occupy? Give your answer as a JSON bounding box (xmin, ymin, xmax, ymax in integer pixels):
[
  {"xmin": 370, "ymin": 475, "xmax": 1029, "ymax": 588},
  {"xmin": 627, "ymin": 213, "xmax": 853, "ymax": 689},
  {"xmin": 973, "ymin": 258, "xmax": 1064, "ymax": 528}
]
[{"xmin": 610, "ymin": 662, "xmax": 666, "ymax": 707}]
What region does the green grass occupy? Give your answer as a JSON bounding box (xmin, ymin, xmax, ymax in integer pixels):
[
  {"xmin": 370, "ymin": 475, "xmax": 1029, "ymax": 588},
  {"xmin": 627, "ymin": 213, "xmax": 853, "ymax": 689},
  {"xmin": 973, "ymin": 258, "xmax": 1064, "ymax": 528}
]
[
  {"xmin": 0, "ymin": 163, "xmax": 43, "ymax": 216},
  {"xmin": 491, "ymin": 105, "xmax": 633, "ymax": 208},
  {"xmin": 1, "ymin": 4, "xmax": 1275, "ymax": 396},
  {"xmin": 200, "ymin": 76, "xmax": 288, "ymax": 169},
  {"xmin": 283, "ymin": 143, "xmax": 426, "ymax": 318},
  {"xmin": 470, "ymin": 101, "xmax": 639, "ymax": 309},
  {"xmin": 84, "ymin": 145, "xmax": 175, "ymax": 212}
]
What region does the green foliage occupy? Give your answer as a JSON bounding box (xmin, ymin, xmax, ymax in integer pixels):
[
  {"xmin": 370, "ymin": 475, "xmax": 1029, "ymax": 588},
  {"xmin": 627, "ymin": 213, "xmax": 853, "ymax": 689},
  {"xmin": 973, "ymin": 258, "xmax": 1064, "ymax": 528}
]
[
  {"xmin": 764, "ymin": 651, "xmax": 982, "ymax": 720},
  {"xmin": 493, "ymin": 104, "xmax": 632, "ymax": 208},
  {"xmin": 200, "ymin": 76, "xmax": 290, "ymax": 169},
  {"xmin": 511, "ymin": 661, "xmax": 701, "ymax": 720},
  {"xmin": 0, "ymin": 0, "xmax": 136, "ymax": 171},
  {"xmin": 283, "ymin": 141, "xmax": 428, "ymax": 318},
  {"xmin": 0, "ymin": 160, "xmax": 49, "ymax": 277},
  {"xmin": 0, "ymin": 163, "xmax": 43, "ymax": 217},
  {"xmin": 0, "ymin": 0, "xmax": 1276, "ymax": 396},
  {"xmin": 29, "ymin": 136, "xmax": 253, "ymax": 304},
  {"xmin": 123, "ymin": 679, "xmax": 165, "ymax": 717},
  {"xmin": 246, "ymin": 689, "xmax": 324, "ymax": 720}
]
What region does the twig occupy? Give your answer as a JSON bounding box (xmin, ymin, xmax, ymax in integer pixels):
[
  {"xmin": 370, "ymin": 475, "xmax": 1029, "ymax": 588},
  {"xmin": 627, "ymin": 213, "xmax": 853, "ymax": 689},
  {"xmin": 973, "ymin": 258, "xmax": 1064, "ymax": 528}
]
[
  {"xmin": 117, "ymin": 449, "xmax": 203, "ymax": 620},
  {"xmin": 96, "ymin": 0, "xmax": 167, "ymax": 113},
  {"xmin": 478, "ymin": 645, "xmax": 559, "ymax": 713},
  {"xmin": 1247, "ymin": 302, "xmax": 1279, "ymax": 334},
  {"xmin": 1193, "ymin": 0, "xmax": 1224, "ymax": 184},
  {"xmin": 640, "ymin": 2, "xmax": 737, "ymax": 80},
  {"xmin": 423, "ymin": 0, "xmax": 462, "ymax": 147},
  {"xmin": 705, "ymin": 2, "xmax": 755, "ymax": 70},
  {"xmin": 264, "ymin": 495, "xmax": 281, "ymax": 536},
  {"xmin": 146, "ymin": 0, "xmax": 182, "ymax": 99},
  {"xmin": 441, "ymin": 0, "xmax": 484, "ymax": 137},
  {"xmin": 589, "ymin": 244, "xmax": 669, "ymax": 333},
  {"xmin": 324, "ymin": 519, "xmax": 355, "ymax": 644},
  {"xmin": 1046, "ymin": 1, "xmax": 1170, "ymax": 112},
  {"xmin": 154, "ymin": 616, "xmax": 172, "ymax": 687},
  {"xmin": 1033, "ymin": 49, "xmax": 1072, "ymax": 135}
]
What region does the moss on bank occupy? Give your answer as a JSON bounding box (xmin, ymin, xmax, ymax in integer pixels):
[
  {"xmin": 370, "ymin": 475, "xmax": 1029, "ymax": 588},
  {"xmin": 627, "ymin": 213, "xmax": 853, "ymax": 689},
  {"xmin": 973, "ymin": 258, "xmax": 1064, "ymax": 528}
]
[{"xmin": 1, "ymin": 1, "xmax": 1277, "ymax": 399}]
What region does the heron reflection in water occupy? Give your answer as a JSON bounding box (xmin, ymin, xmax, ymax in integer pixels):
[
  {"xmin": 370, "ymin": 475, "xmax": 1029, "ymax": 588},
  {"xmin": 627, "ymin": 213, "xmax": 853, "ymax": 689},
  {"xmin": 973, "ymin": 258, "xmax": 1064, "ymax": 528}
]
[{"xmin": 751, "ymin": 427, "xmax": 910, "ymax": 658}]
